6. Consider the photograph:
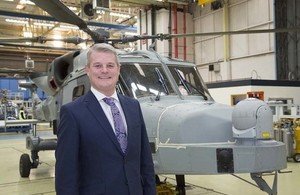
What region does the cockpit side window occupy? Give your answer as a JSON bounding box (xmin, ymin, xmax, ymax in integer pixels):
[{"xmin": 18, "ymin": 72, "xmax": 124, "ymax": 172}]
[{"xmin": 72, "ymin": 85, "xmax": 85, "ymax": 101}]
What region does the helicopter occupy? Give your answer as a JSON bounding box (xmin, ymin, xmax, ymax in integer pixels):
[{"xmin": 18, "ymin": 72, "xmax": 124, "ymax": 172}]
[{"xmin": 4, "ymin": 0, "xmax": 291, "ymax": 194}]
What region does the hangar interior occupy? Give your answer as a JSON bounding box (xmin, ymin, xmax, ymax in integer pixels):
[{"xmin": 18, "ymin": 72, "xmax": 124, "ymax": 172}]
[{"xmin": 0, "ymin": 0, "xmax": 300, "ymax": 195}]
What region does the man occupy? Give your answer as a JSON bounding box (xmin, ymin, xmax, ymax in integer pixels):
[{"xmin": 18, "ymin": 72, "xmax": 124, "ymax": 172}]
[{"xmin": 55, "ymin": 43, "xmax": 156, "ymax": 195}]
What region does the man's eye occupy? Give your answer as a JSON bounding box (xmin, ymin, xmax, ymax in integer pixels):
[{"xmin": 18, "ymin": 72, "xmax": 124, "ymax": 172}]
[
  {"xmin": 93, "ymin": 65, "xmax": 101, "ymax": 69},
  {"xmin": 107, "ymin": 64, "xmax": 115, "ymax": 68}
]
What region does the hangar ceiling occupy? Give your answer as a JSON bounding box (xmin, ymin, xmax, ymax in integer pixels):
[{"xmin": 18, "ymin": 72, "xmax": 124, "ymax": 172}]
[{"xmin": 0, "ymin": 0, "xmax": 190, "ymax": 77}]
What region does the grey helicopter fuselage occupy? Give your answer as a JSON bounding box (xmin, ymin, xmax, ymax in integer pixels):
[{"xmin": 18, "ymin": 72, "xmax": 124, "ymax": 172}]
[{"xmin": 30, "ymin": 47, "xmax": 286, "ymax": 176}]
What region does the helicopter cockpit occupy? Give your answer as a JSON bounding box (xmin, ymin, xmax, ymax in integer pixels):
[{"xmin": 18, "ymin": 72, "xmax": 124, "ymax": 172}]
[{"xmin": 117, "ymin": 50, "xmax": 212, "ymax": 101}]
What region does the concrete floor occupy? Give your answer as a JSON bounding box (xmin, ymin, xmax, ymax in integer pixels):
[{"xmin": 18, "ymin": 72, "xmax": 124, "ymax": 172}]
[{"xmin": 0, "ymin": 126, "xmax": 299, "ymax": 195}]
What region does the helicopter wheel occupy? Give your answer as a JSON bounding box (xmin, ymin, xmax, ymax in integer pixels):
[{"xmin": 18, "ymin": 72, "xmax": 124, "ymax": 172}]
[
  {"xmin": 293, "ymin": 153, "xmax": 300, "ymax": 162},
  {"xmin": 19, "ymin": 153, "xmax": 32, "ymax": 177}
]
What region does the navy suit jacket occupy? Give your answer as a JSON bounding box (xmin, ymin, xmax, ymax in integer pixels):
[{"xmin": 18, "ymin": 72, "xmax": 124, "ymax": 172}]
[{"xmin": 55, "ymin": 90, "xmax": 156, "ymax": 195}]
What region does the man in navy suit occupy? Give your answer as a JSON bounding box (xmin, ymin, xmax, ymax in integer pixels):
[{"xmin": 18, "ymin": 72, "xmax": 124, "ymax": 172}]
[{"xmin": 55, "ymin": 43, "xmax": 156, "ymax": 195}]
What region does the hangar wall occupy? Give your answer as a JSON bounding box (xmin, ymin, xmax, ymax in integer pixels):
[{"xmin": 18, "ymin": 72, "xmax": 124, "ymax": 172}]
[
  {"xmin": 210, "ymin": 85, "xmax": 300, "ymax": 105},
  {"xmin": 194, "ymin": 0, "xmax": 275, "ymax": 82},
  {"xmin": 137, "ymin": 0, "xmax": 277, "ymax": 83},
  {"xmin": 138, "ymin": 8, "xmax": 194, "ymax": 62}
]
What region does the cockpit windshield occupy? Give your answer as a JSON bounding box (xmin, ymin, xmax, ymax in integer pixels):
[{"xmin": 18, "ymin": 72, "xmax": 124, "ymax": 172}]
[
  {"xmin": 119, "ymin": 62, "xmax": 212, "ymax": 100},
  {"xmin": 168, "ymin": 65, "xmax": 211, "ymax": 100}
]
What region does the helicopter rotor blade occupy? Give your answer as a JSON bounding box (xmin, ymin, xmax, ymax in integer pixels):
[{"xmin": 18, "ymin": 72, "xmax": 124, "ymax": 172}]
[
  {"xmin": 0, "ymin": 36, "xmax": 60, "ymax": 44},
  {"xmin": 106, "ymin": 27, "xmax": 300, "ymax": 44},
  {"xmin": 105, "ymin": 34, "xmax": 164, "ymax": 44},
  {"xmin": 30, "ymin": 0, "xmax": 103, "ymax": 42},
  {"xmin": 0, "ymin": 37, "xmax": 44, "ymax": 43},
  {"xmin": 58, "ymin": 37, "xmax": 89, "ymax": 45},
  {"xmin": 0, "ymin": 36, "xmax": 88, "ymax": 45},
  {"xmin": 30, "ymin": 0, "xmax": 88, "ymax": 30},
  {"xmin": 167, "ymin": 27, "xmax": 300, "ymax": 38}
]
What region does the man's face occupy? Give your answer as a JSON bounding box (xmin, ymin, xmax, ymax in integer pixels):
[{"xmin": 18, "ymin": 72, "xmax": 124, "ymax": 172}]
[{"xmin": 85, "ymin": 51, "xmax": 120, "ymax": 96}]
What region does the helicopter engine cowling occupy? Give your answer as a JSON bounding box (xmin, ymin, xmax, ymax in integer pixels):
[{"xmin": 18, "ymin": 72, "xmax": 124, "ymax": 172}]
[
  {"xmin": 47, "ymin": 50, "xmax": 81, "ymax": 94},
  {"xmin": 30, "ymin": 72, "xmax": 55, "ymax": 96}
]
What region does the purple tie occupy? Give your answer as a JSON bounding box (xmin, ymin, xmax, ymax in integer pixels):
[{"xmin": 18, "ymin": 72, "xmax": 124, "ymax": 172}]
[{"xmin": 103, "ymin": 97, "xmax": 127, "ymax": 153}]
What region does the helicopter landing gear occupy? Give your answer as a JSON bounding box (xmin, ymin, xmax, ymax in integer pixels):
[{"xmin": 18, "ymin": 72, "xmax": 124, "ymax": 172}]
[
  {"xmin": 19, "ymin": 123, "xmax": 57, "ymax": 177},
  {"xmin": 19, "ymin": 150, "xmax": 40, "ymax": 177},
  {"xmin": 19, "ymin": 153, "xmax": 31, "ymax": 177},
  {"xmin": 175, "ymin": 175, "xmax": 186, "ymax": 195},
  {"xmin": 251, "ymin": 172, "xmax": 278, "ymax": 195},
  {"xmin": 155, "ymin": 175, "xmax": 186, "ymax": 195},
  {"xmin": 155, "ymin": 174, "xmax": 187, "ymax": 195}
]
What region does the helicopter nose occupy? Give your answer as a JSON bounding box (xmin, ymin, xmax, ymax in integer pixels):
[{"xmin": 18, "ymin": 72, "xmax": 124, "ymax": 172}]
[{"xmin": 147, "ymin": 102, "xmax": 234, "ymax": 144}]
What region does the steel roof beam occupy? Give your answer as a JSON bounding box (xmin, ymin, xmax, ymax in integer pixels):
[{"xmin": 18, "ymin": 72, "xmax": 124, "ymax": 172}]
[{"xmin": 0, "ymin": 10, "xmax": 137, "ymax": 31}]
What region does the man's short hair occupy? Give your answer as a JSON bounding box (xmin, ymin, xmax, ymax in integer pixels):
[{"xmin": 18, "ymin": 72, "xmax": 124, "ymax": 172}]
[{"xmin": 86, "ymin": 43, "xmax": 120, "ymax": 66}]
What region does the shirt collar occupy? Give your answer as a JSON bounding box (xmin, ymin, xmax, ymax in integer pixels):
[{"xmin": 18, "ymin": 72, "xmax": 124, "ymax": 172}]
[{"xmin": 91, "ymin": 86, "xmax": 119, "ymax": 102}]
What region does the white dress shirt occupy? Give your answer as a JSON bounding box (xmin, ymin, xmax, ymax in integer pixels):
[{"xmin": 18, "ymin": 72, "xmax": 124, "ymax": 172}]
[{"xmin": 90, "ymin": 87, "xmax": 128, "ymax": 134}]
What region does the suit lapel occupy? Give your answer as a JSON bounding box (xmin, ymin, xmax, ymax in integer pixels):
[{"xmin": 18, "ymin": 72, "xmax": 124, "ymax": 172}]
[{"xmin": 84, "ymin": 91, "xmax": 123, "ymax": 153}]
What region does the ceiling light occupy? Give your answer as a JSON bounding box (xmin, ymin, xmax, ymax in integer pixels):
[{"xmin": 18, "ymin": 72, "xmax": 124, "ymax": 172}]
[
  {"xmin": 53, "ymin": 35, "xmax": 63, "ymax": 47},
  {"xmin": 124, "ymin": 32, "xmax": 138, "ymax": 36},
  {"xmin": 16, "ymin": 4, "xmax": 25, "ymax": 9},
  {"xmin": 116, "ymin": 18, "xmax": 123, "ymax": 23},
  {"xmin": 53, "ymin": 34, "xmax": 62, "ymax": 39},
  {"xmin": 67, "ymin": 6, "xmax": 77, "ymax": 11},
  {"xmin": 96, "ymin": 10, "xmax": 105, "ymax": 14},
  {"xmin": 20, "ymin": 0, "xmax": 35, "ymax": 5},
  {"xmin": 33, "ymin": 22, "xmax": 55, "ymax": 27},
  {"xmin": 23, "ymin": 32, "xmax": 32, "ymax": 38},
  {"xmin": 5, "ymin": 18, "xmax": 28, "ymax": 24},
  {"xmin": 59, "ymin": 25, "xmax": 79, "ymax": 30},
  {"xmin": 110, "ymin": 12, "xmax": 131, "ymax": 19}
]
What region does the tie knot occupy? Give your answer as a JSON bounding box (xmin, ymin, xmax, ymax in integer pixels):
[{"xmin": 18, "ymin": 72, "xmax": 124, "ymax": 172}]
[{"xmin": 103, "ymin": 97, "xmax": 115, "ymax": 106}]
